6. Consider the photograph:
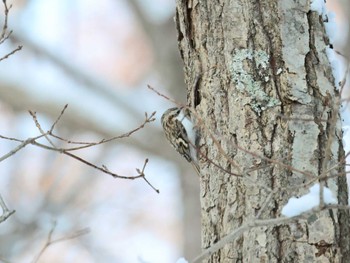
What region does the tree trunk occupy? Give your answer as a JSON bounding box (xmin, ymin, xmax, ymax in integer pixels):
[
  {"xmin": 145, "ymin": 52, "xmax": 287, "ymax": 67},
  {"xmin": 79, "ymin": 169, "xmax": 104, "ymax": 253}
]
[{"xmin": 175, "ymin": 0, "xmax": 350, "ymax": 262}]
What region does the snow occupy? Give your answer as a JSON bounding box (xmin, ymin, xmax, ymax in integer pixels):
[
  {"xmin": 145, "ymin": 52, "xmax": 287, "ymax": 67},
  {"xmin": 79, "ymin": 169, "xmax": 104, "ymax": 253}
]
[
  {"xmin": 326, "ymin": 47, "xmax": 341, "ymax": 87},
  {"xmin": 310, "ymin": 0, "xmax": 326, "ymax": 16},
  {"xmin": 281, "ymin": 184, "xmax": 337, "ymax": 217},
  {"xmin": 310, "ymin": 0, "xmax": 343, "ymax": 88},
  {"xmin": 176, "ymin": 258, "xmax": 188, "ymax": 263},
  {"xmin": 324, "ymin": 12, "xmax": 337, "ymax": 44},
  {"xmin": 343, "ymin": 125, "xmax": 350, "ymax": 154}
]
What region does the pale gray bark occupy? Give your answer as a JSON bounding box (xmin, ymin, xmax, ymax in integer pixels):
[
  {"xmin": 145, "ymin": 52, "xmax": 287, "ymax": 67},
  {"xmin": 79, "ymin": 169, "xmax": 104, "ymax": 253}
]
[{"xmin": 175, "ymin": 0, "xmax": 350, "ymax": 262}]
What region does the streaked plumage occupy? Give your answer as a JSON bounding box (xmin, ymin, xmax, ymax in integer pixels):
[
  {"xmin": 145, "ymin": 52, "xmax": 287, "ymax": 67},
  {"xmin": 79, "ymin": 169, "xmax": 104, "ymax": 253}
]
[{"xmin": 161, "ymin": 107, "xmax": 199, "ymax": 174}]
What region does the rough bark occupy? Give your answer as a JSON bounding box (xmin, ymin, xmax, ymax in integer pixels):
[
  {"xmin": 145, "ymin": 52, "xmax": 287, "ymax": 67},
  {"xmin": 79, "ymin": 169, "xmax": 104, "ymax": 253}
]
[{"xmin": 175, "ymin": 0, "xmax": 350, "ymax": 262}]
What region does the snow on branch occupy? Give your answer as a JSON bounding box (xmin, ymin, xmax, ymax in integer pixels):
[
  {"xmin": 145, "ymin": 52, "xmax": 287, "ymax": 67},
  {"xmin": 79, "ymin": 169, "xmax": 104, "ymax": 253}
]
[{"xmin": 281, "ymin": 183, "xmax": 337, "ymax": 217}]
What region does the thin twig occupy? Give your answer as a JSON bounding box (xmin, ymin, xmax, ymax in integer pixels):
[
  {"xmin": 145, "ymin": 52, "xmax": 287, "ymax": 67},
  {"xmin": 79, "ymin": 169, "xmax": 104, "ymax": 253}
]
[
  {"xmin": 0, "ymin": 0, "xmax": 22, "ymax": 62},
  {"xmin": 29, "ymin": 110, "xmax": 57, "ymax": 148},
  {"xmin": 0, "ymin": 135, "xmax": 45, "ymax": 162},
  {"xmin": 49, "ymin": 104, "xmax": 68, "ymax": 133},
  {"xmin": 0, "ymin": 134, "xmax": 24, "ymax": 142},
  {"xmin": 31, "ymin": 221, "xmax": 90, "ymax": 263},
  {"xmin": 48, "ymin": 111, "xmax": 156, "ymax": 151},
  {"xmin": 0, "ymin": 0, "xmax": 11, "ymax": 43},
  {"xmin": 137, "ymin": 158, "xmax": 159, "ymax": 193},
  {"xmin": 0, "ymin": 45, "xmax": 22, "ymax": 62},
  {"xmin": 30, "ymin": 140, "xmax": 141, "ymax": 178},
  {"xmin": 0, "ymin": 194, "xmax": 15, "ymax": 224},
  {"xmin": 147, "ymin": 84, "xmax": 184, "ymax": 106},
  {"xmin": 0, "ymin": 106, "xmax": 159, "ymax": 193}
]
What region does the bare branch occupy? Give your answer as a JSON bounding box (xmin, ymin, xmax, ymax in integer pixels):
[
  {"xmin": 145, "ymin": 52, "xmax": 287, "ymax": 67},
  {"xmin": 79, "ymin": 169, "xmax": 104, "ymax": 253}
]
[
  {"xmin": 192, "ymin": 204, "xmax": 350, "ymax": 263},
  {"xmin": 0, "ymin": 106, "xmax": 159, "ymax": 193},
  {"xmin": 31, "ymin": 221, "xmax": 90, "ymax": 263},
  {"xmin": 0, "ymin": 135, "xmax": 45, "ymax": 162},
  {"xmin": 0, "ymin": 0, "xmax": 22, "ymax": 61},
  {"xmin": 0, "ymin": 45, "xmax": 22, "ymax": 62},
  {"xmin": 147, "ymin": 84, "xmax": 185, "ymax": 107},
  {"xmin": 0, "ymin": 0, "xmax": 11, "ymax": 43},
  {"xmin": 29, "ymin": 110, "xmax": 56, "ymax": 148},
  {"xmin": 49, "ymin": 104, "xmax": 68, "ymax": 132},
  {"xmin": 0, "ymin": 194, "xmax": 15, "ymax": 224},
  {"xmin": 47, "ymin": 111, "xmax": 156, "ymax": 151},
  {"xmin": 137, "ymin": 158, "xmax": 159, "ymax": 193}
]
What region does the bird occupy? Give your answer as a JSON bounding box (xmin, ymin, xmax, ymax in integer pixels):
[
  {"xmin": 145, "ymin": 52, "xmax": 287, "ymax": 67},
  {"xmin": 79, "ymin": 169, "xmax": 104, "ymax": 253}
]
[{"xmin": 161, "ymin": 107, "xmax": 200, "ymax": 175}]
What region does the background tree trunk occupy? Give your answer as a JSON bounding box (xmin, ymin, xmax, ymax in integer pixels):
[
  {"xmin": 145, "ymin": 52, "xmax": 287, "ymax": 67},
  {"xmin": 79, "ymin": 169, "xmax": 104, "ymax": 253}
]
[{"xmin": 175, "ymin": 0, "xmax": 350, "ymax": 262}]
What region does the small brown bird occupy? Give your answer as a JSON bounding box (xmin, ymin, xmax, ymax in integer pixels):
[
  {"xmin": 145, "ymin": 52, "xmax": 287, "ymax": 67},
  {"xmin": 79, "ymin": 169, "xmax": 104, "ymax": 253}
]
[{"xmin": 161, "ymin": 107, "xmax": 200, "ymax": 175}]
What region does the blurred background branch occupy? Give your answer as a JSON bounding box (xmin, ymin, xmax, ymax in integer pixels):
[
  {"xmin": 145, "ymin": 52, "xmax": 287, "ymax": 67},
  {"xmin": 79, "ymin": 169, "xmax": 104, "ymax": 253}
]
[{"xmin": 0, "ymin": 0, "xmax": 201, "ymax": 262}]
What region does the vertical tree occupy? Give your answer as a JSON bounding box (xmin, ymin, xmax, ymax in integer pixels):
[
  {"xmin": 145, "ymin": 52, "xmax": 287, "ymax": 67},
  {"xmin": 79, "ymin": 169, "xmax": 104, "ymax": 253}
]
[{"xmin": 175, "ymin": 0, "xmax": 350, "ymax": 261}]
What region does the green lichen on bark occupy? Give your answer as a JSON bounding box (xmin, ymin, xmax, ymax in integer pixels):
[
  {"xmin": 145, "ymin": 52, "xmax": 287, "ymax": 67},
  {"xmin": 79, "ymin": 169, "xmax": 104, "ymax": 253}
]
[{"xmin": 230, "ymin": 48, "xmax": 280, "ymax": 114}]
